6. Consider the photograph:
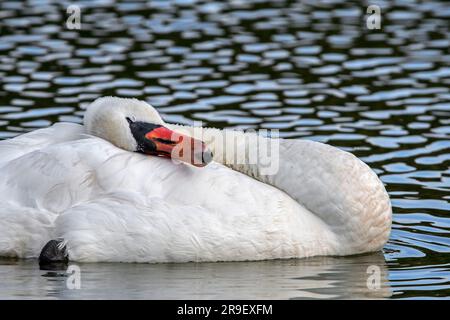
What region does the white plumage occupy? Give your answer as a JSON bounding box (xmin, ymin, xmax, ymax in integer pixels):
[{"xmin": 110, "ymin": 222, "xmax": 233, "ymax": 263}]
[{"xmin": 0, "ymin": 97, "xmax": 392, "ymax": 263}]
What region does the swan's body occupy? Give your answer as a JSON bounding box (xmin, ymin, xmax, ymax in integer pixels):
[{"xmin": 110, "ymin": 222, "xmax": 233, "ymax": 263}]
[{"xmin": 0, "ymin": 97, "xmax": 391, "ymax": 263}]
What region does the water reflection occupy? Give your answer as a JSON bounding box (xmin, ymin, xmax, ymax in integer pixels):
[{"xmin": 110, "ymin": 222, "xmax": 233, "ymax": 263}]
[{"xmin": 1, "ymin": 254, "xmax": 391, "ymax": 300}]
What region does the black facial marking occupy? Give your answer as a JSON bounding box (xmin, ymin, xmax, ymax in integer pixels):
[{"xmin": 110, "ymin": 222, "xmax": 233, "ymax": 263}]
[{"xmin": 127, "ymin": 118, "xmax": 162, "ymax": 154}]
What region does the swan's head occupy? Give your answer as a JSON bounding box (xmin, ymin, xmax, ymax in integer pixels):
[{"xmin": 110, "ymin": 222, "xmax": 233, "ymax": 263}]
[{"xmin": 84, "ymin": 96, "xmax": 212, "ymax": 167}]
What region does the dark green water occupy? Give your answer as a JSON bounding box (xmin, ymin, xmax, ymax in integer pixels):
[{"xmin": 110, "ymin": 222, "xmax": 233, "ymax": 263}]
[{"xmin": 0, "ymin": 0, "xmax": 449, "ymax": 299}]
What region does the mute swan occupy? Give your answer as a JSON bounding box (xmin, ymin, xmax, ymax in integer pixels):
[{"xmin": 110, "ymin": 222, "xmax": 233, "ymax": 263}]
[{"xmin": 0, "ymin": 97, "xmax": 391, "ymax": 263}]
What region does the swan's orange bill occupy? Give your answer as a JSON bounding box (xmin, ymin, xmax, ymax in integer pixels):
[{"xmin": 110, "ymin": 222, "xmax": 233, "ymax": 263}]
[{"xmin": 145, "ymin": 126, "xmax": 213, "ymax": 167}]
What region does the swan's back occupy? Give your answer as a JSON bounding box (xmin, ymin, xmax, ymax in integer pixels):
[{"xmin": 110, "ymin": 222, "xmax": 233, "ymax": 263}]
[
  {"xmin": 0, "ymin": 123, "xmax": 84, "ymax": 166},
  {"xmin": 0, "ymin": 123, "xmax": 334, "ymax": 262}
]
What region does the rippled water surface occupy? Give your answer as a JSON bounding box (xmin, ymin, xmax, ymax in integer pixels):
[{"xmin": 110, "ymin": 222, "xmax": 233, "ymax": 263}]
[{"xmin": 0, "ymin": 0, "xmax": 449, "ymax": 299}]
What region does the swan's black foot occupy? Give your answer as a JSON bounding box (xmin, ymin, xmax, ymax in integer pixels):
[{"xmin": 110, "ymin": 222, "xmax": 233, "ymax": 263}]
[{"xmin": 39, "ymin": 239, "xmax": 68, "ymax": 270}]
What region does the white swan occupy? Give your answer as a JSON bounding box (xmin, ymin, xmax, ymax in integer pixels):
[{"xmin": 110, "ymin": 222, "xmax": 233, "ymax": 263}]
[{"xmin": 0, "ymin": 97, "xmax": 391, "ymax": 263}]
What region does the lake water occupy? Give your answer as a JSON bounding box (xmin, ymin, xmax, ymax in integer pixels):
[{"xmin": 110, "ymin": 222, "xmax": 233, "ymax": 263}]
[{"xmin": 0, "ymin": 0, "xmax": 449, "ymax": 299}]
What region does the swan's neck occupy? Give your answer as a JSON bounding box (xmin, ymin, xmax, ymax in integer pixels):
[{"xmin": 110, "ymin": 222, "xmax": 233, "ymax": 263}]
[
  {"xmin": 167, "ymin": 123, "xmax": 392, "ymax": 256},
  {"xmin": 167, "ymin": 125, "xmax": 275, "ymax": 179}
]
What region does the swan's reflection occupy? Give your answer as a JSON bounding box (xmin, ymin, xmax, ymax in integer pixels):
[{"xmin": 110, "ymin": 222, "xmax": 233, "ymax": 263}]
[{"xmin": 0, "ymin": 253, "xmax": 390, "ymax": 299}]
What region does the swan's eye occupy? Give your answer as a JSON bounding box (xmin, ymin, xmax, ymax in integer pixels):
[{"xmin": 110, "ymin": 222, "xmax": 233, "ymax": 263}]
[{"xmin": 126, "ymin": 116, "xmax": 137, "ymax": 124}]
